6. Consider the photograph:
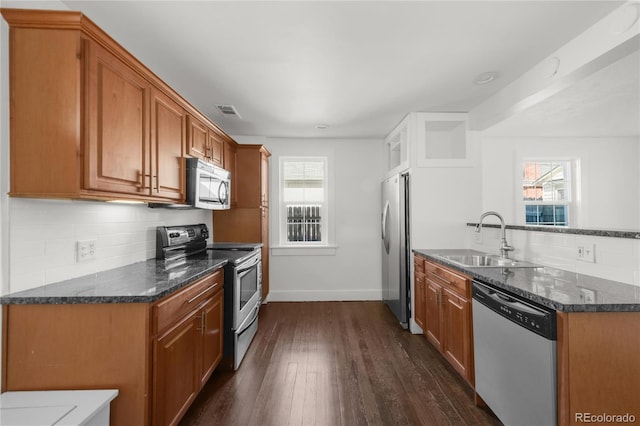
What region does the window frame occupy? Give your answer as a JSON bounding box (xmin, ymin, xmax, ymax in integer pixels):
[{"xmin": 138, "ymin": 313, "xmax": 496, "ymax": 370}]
[
  {"xmin": 278, "ymin": 156, "xmax": 330, "ymax": 247},
  {"xmin": 519, "ymin": 158, "xmax": 576, "ymax": 227}
]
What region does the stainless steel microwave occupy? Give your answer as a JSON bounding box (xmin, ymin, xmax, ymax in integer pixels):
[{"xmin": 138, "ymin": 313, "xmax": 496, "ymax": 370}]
[{"xmin": 186, "ymin": 158, "xmax": 231, "ymax": 210}]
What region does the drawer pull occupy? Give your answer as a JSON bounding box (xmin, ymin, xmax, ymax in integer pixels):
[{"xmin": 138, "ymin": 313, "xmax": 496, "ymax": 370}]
[{"xmin": 186, "ymin": 284, "xmax": 216, "ymax": 304}]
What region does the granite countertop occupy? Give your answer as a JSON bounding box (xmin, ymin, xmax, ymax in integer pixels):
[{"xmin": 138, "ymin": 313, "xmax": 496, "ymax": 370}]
[
  {"xmin": 414, "ymin": 249, "xmax": 640, "ymax": 313},
  {"xmin": 0, "ymin": 251, "xmax": 228, "ymax": 305}
]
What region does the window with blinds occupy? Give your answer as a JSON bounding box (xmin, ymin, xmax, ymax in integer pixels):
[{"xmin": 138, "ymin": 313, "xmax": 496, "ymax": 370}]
[{"xmin": 281, "ymin": 157, "xmax": 327, "ymax": 244}]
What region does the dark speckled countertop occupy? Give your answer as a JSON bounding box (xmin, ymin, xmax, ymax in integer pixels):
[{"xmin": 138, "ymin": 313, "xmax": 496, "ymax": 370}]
[
  {"xmin": 414, "ymin": 249, "xmax": 640, "ymax": 313},
  {"xmin": 0, "ymin": 251, "xmax": 228, "ymax": 305}
]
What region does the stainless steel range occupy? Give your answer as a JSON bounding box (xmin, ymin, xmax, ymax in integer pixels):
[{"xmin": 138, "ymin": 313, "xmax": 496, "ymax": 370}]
[
  {"xmin": 156, "ymin": 224, "xmax": 262, "ymax": 370},
  {"xmin": 208, "ymin": 243, "xmax": 262, "ymax": 370}
]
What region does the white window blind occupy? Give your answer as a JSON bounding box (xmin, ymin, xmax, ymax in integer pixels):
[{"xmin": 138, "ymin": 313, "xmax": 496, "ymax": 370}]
[{"xmin": 280, "ymin": 157, "xmax": 327, "ymax": 244}]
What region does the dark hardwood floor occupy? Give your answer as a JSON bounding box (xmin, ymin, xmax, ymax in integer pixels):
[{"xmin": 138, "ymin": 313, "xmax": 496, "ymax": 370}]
[{"xmin": 180, "ymin": 301, "xmax": 500, "ymax": 426}]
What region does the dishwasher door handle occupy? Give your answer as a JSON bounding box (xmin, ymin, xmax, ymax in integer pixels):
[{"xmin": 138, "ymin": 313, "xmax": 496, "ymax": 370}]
[{"xmin": 489, "ymin": 292, "xmax": 546, "ymax": 315}]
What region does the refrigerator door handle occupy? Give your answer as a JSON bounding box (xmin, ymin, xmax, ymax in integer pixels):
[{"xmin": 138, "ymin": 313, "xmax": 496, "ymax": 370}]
[{"xmin": 382, "ymin": 200, "xmax": 390, "ymax": 254}]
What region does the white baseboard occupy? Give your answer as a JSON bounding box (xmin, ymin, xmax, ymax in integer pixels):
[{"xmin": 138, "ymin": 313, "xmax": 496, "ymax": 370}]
[{"xmin": 267, "ymin": 289, "xmax": 383, "ymax": 302}]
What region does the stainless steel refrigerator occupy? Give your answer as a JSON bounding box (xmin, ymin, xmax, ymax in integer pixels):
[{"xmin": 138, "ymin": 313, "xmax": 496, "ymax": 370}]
[{"xmin": 381, "ymin": 173, "xmax": 410, "ymax": 328}]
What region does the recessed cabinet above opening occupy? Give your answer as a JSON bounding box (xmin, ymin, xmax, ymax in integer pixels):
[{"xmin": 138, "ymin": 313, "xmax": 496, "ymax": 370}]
[
  {"xmin": 385, "ymin": 118, "xmax": 410, "ymax": 174},
  {"xmin": 384, "ymin": 112, "xmax": 476, "ymax": 175},
  {"xmin": 417, "ymin": 113, "xmax": 470, "ymax": 163}
]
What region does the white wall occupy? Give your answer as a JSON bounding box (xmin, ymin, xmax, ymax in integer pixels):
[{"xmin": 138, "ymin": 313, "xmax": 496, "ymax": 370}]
[
  {"xmin": 262, "ymin": 137, "xmax": 385, "ymax": 301},
  {"xmin": 410, "ymin": 163, "xmax": 482, "ymax": 251},
  {"xmin": 475, "ymin": 135, "xmax": 640, "ymax": 287},
  {"xmin": 481, "ymin": 136, "xmax": 640, "ymax": 230}
]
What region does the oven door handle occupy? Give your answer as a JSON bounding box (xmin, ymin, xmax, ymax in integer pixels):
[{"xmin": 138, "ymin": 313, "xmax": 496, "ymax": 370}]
[
  {"xmin": 236, "ymin": 256, "xmax": 260, "ymax": 275},
  {"xmin": 237, "ymin": 302, "xmax": 260, "ymax": 334}
]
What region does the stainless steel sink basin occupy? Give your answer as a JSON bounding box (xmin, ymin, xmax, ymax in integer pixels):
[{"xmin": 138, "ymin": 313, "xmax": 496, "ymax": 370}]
[{"xmin": 438, "ymin": 254, "xmax": 540, "ymax": 268}]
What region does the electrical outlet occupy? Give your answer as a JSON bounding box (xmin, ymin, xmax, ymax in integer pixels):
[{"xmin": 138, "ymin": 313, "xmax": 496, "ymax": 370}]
[
  {"xmin": 579, "ymin": 287, "xmax": 597, "ymax": 303},
  {"xmin": 76, "ymin": 240, "xmax": 96, "ymax": 262},
  {"xmin": 474, "ymin": 231, "xmax": 482, "ymax": 243}
]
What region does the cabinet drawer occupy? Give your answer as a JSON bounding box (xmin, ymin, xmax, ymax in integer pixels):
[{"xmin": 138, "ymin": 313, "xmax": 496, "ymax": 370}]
[
  {"xmin": 425, "ymin": 261, "xmax": 469, "ymax": 298},
  {"xmin": 154, "ymin": 269, "xmax": 223, "ymax": 335},
  {"xmin": 414, "ymin": 255, "xmax": 425, "ymax": 274}
]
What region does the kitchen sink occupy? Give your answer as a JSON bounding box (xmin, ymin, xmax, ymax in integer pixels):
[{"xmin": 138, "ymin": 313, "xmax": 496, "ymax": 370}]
[{"xmin": 437, "ymin": 254, "xmax": 540, "ymax": 269}]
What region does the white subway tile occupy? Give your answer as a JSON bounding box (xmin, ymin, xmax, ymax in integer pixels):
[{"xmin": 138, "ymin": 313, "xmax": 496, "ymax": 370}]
[{"xmin": 8, "ymin": 198, "xmax": 211, "ymax": 292}]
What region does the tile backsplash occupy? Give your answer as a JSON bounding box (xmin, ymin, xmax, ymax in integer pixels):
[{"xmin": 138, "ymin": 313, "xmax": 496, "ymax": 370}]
[
  {"xmin": 469, "ymin": 226, "xmax": 640, "ymax": 287},
  {"xmin": 7, "ymin": 198, "xmax": 212, "ymax": 294}
]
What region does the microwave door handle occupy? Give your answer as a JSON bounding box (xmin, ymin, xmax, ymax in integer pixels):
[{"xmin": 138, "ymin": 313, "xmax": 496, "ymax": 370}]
[{"xmin": 219, "ymin": 181, "xmax": 229, "ymax": 205}]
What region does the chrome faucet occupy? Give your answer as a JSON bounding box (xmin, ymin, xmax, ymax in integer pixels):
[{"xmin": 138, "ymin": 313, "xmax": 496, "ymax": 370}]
[{"xmin": 475, "ymin": 211, "xmax": 514, "ymax": 259}]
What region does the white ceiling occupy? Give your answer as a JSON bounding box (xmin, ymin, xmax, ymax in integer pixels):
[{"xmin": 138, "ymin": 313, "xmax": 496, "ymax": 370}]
[
  {"xmin": 30, "ymin": 1, "xmax": 629, "ymax": 138},
  {"xmin": 486, "ymin": 49, "xmax": 640, "ymax": 137}
]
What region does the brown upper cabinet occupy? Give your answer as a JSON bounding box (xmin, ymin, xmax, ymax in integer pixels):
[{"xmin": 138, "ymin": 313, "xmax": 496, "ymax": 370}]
[
  {"xmin": 1, "ymin": 8, "xmax": 233, "ymax": 203},
  {"xmin": 208, "ymin": 130, "xmax": 225, "ymax": 168},
  {"xmin": 186, "ymin": 116, "xmax": 226, "ymax": 168},
  {"xmin": 151, "ymin": 89, "xmax": 186, "ymax": 200},
  {"xmin": 236, "ymin": 145, "xmax": 271, "ymax": 208},
  {"xmin": 187, "ymin": 115, "xmax": 210, "ymax": 164}
]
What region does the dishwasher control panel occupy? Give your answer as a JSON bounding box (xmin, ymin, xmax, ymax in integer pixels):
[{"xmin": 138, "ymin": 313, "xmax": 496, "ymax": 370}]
[{"xmin": 472, "ymin": 281, "xmax": 556, "ymax": 340}]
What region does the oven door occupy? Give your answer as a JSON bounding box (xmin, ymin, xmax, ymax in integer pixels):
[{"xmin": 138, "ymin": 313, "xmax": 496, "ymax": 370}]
[{"xmin": 234, "ymin": 252, "xmax": 262, "ymax": 329}]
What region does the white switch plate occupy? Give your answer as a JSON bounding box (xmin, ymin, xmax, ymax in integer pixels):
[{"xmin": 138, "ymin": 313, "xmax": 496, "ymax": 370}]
[
  {"xmin": 76, "ymin": 240, "xmax": 96, "ymax": 262},
  {"xmin": 576, "ymin": 244, "xmax": 596, "ymax": 263}
]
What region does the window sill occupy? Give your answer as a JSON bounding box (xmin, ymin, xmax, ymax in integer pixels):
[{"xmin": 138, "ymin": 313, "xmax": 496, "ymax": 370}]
[{"xmin": 271, "ymin": 245, "xmax": 338, "ymax": 256}]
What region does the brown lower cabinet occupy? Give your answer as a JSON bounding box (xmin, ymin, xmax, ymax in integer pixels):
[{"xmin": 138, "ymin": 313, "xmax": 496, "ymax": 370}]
[
  {"xmin": 413, "ymin": 256, "xmax": 426, "ymax": 330},
  {"xmin": 2, "ymin": 269, "xmax": 224, "ymax": 426},
  {"xmin": 415, "ymin": 255, "xmax": 474, "ymax": 386},
  {"xmin": 557, "ymin": 311, "xmax": 640, "ymax": 426}
]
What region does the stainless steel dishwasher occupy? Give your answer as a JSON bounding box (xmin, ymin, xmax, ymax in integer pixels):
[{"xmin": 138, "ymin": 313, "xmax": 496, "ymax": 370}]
[{"xmin": 472, "ymin": 280, "xmax": 557, "ymax": 426}]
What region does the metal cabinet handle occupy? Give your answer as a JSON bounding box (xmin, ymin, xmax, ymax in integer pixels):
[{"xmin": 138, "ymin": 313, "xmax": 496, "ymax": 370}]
[{"xmin": 185, "ymin": 284, "xmax": 216, "ymax": 304}]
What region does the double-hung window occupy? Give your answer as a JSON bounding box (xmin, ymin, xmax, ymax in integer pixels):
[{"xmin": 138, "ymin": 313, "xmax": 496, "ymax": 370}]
[
  {"xmin": 279, "ymin": 157, "xmax": 328, "ymax": 245},
  {"xmin": 522, "ymin": 160, "xmax": 572, "ymax": 226}
]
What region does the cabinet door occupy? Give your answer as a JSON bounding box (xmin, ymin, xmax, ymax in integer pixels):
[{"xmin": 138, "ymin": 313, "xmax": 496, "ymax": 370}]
[
  {"xmin": 85, "ymin": 40, "xmax": 150, "ymax": 195},
  {"xmin": 151, "ymin": 89, "xmax": 185, "ymax": 201},
  {"xmin": 260, "ymin": 151, "xmax": 269, "ymax": 207},
  {"xmin": 425, "ymin": 278, "xmax": 443, "ymax": 351},
  {"xmin": 235, "ymin": 146, "xmax": 270, "ymax": 208},
  {"xmin": 200, "ymin": 291, "xmax": 224, "ymax": 387},
  {"xmin": 208, "ymin": 131, "xmax": 224, "ymax": 168},
  {"xmin": 154, "ymin": 311, "xmax": 200, "ymax": 426},
  {"xmin": 442, "ymin": 288, "xmax": 473, "ymax": 383},
  {"xmin": 187, "ymin": 115, "xmax": 209, "ymax": 160},
  {"xmin": 414, "ymin": 272, "xmax": 426, "ymax": 330}
]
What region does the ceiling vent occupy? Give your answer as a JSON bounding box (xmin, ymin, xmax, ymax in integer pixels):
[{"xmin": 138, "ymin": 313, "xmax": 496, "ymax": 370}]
[{"xmin": 216, "ymin": 104, "xmax": 242, "ymax": 119}]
